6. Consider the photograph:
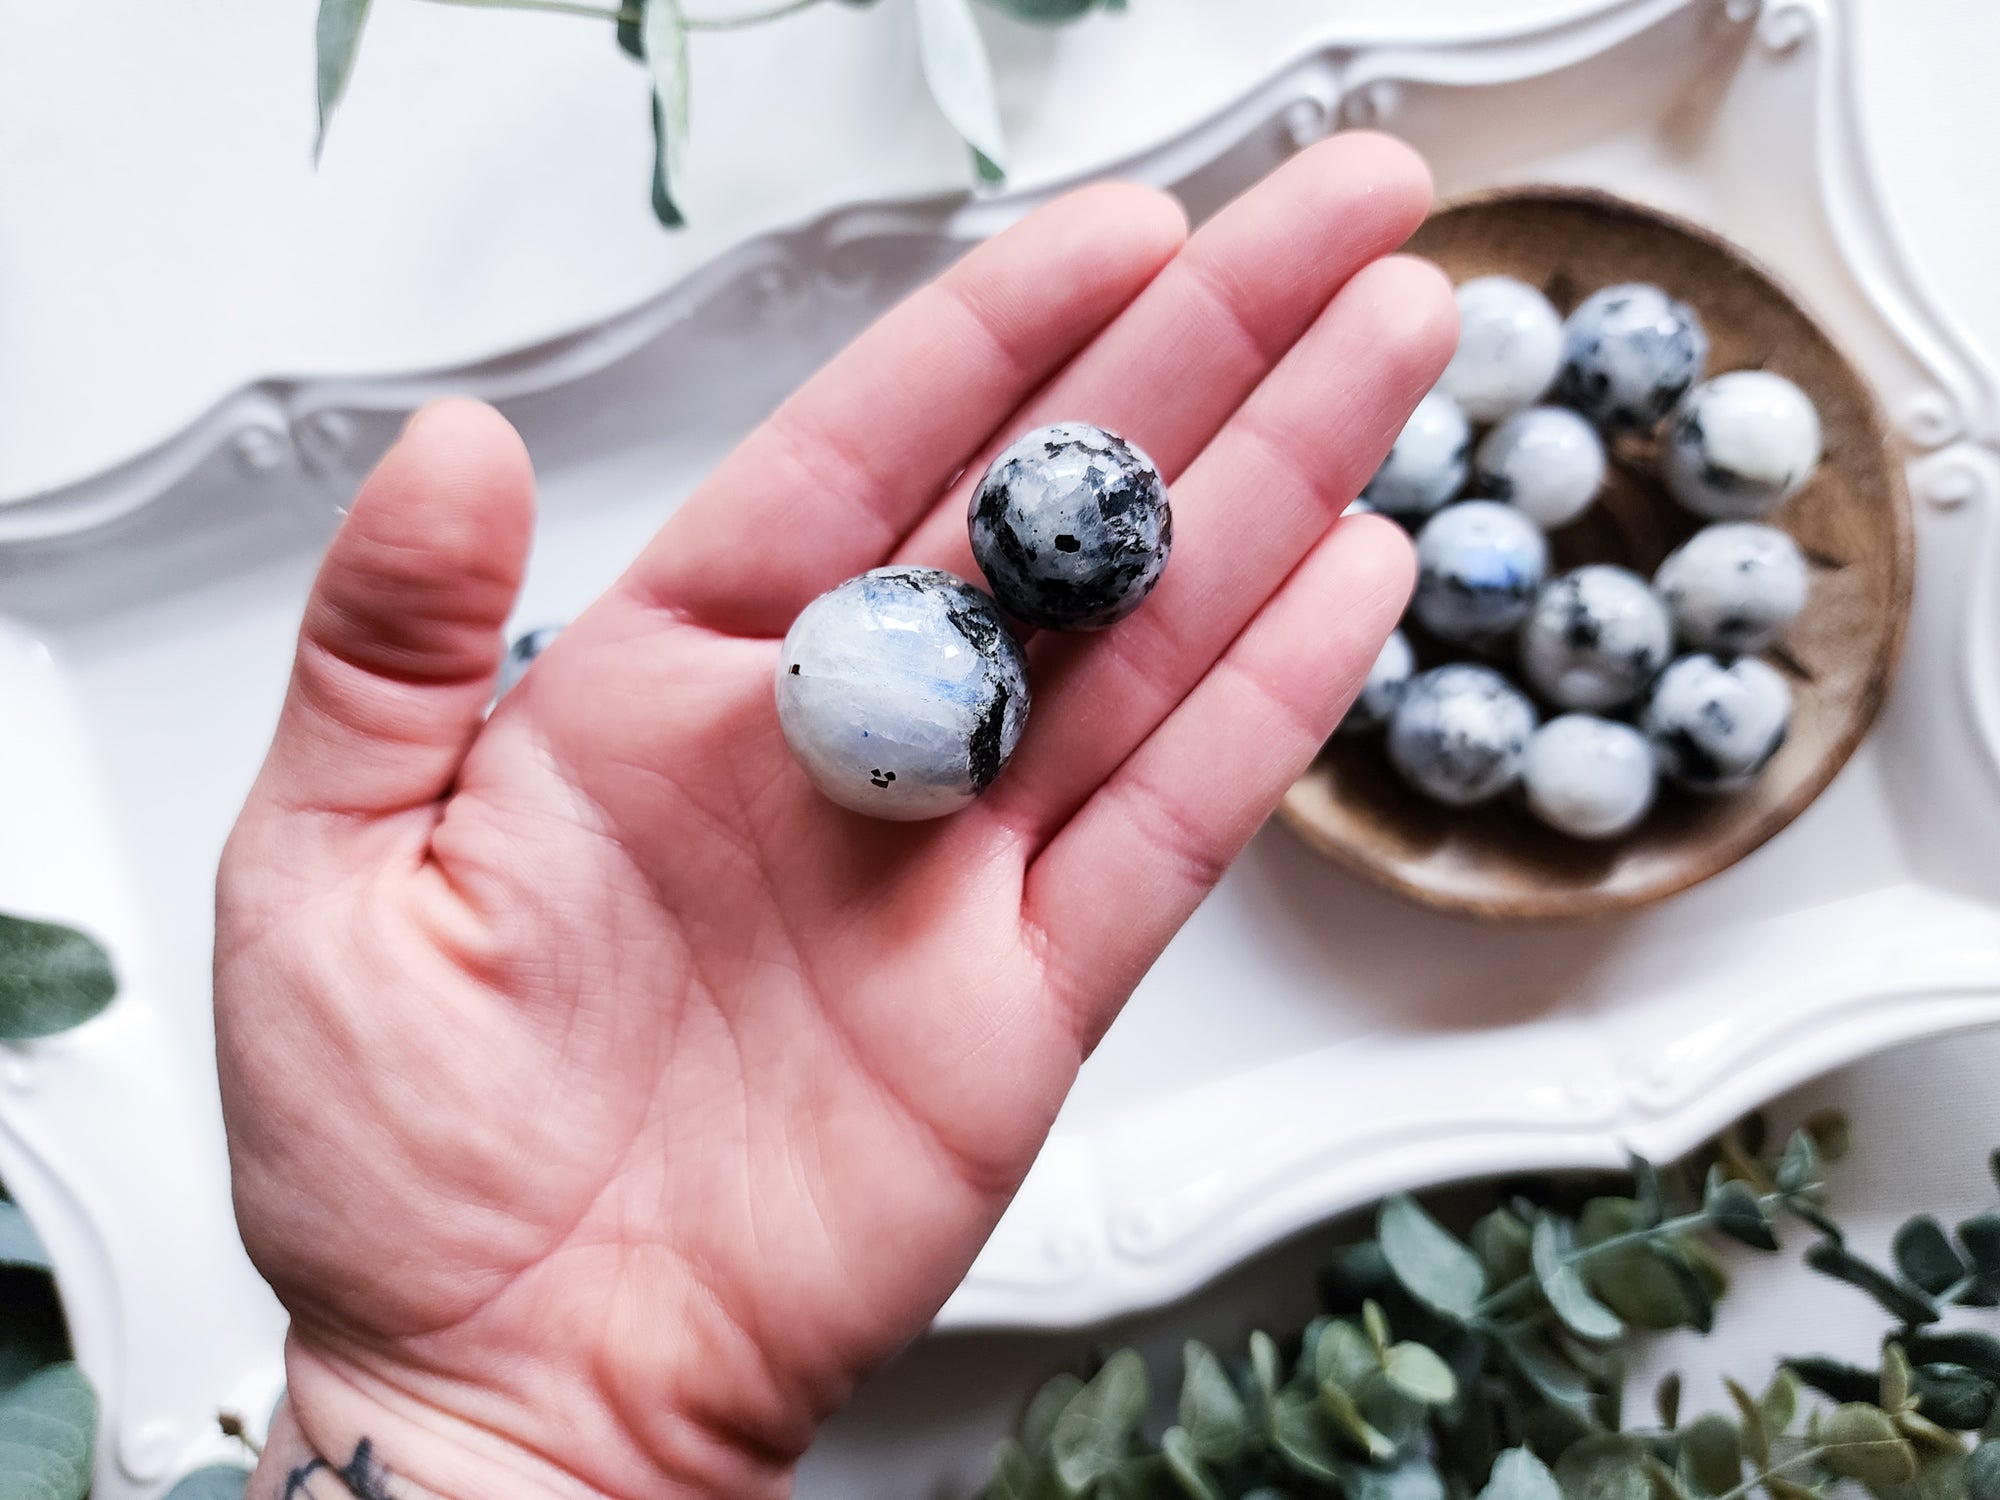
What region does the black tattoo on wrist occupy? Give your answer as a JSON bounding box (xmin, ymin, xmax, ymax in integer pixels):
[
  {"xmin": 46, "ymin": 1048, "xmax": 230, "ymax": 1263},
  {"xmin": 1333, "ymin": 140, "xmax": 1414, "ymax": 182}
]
[{"xmin": 284, "ymin": 1439, "xmax": 394, "ymax": 1500}]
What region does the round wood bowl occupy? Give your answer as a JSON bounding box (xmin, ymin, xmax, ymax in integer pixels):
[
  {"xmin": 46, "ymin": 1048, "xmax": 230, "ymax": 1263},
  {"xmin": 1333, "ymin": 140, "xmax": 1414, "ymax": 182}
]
[{"xmin": 1278, "ymin": 188, "xmax": 1914, "ymax": 922}]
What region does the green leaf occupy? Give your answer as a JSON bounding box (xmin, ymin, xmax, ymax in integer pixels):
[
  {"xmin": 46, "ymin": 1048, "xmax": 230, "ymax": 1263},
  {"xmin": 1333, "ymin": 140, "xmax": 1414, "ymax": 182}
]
[
  {"xmin": 1907, "ymin": 1333, "xmax": 2000, "ymax": 1386},
  {"xmin": 912, "ymin": 0, "xmax": 1007, "ymax": 176},
  {"xmin": 1250, "ymin": 1331, "xmax": 1281, "ymax": 1410},
  {"xmin": 1533, "ymin": 1216, "xmax": 1623, "ymax": 1342},
  {"xmin": 1475, "ymin": 1208, "xmax": 1536, "ymax": 1288},
  {"xmin": 1967, "ymin": 1441, "xmax": 2000, "ymax": 1500},
  {"xmin": 1355, "ymin": 1455, "xmax": 1448, "ymax": 1500},
  {"xmin": 1991, "ymin": 1150, "xmax": 2000, "ymax": 1195},
  {"xmin": 1178, "ymin": 1344, "xmax": 1246, "ymax": 1465},
  {"xmin": 1808, "ymin": 1242, "xmax": 1939, "ymax": 1326},
  {"xmin": 1704, "ymin": 1170, "xmax": 1778, "ymax": 1252},
  {"xmin": 1805, "ymin": 1109, "xmax": 1852, "ymax": 1163},
  {"xmin": 1764, "ymin": 1477, "xmax": 1820, "ymax": 1500},
  {"xmin": 1320, "ymin": 1382, "xmax": 1396, "ymax": 1461},
  {"xmin": 1885, "ymin": 1345, "xmax": 1916, "ymax": 1414},
  {"xmin": 1911, "ymin": 1364, "xmax": 1996, "ymax": 1431},
  {"xmin": 162, "ymin": 1466, "xmax": 252, "ymax": 1500},
  {"xmin": 1787, "ymin": 1356, "xmax": 1885, "ymax": 1407},
  {"xmin": 1960, "ymin": 1215, "xmax": 2000, "ymax": 1282},
  {"xmin": 1679, "ymin": 1414, "xmax": 1742, "ymax": 1497},
  {"xmin": 1895, "ymin": 1219, "xmax": 1968, "ymax": 1297},
  {"xmin": 312, "ymin": 0, "xmax": 373, "ymax": 163},
  {"xmin": 1379, "ymin": 1196, "xmax": 1486, "ymax": 1322},
  {"xmin": 0, "ymin": 1362, "xmax": 97, "ymax": 1500},
  {"xmin": 1776, "ymin": 1131, "xmax": 1820, "ymax": 1195},
  {"xmin": 1727, "ymin": 1377, "xmax": 1770, "ymax": 1470},
  {"xmin": 1657, "ymin": 1373, "xmax": 1683, "ymax": 1431},
  {"xmin": 0, "ymin": 1270, "xmax": 72, "ymax": 1395},
  {"xmin": 1364, "ymin": 1300, "xmax": 1392, "ymax": 1356},
  {"xmin": 1316, "ymin": 1321, "xmax": 1380, "ymax": 1392},
  {"xmin": 1482, "ymin": 1447, "xmax": 1563, "ymax": 1500},
  {"xmin": 1269, "ymin": 1386, "xmax": 1345, "ymax": 1484},
  {"xmin": 0, "ymin": 1202, "xmax": 48, "ymax": 1272},
  {"xmin": 1578, "ymin": 1200, "xmax": 1707, "ymax": 1331},
  {"xmin": 1498, "ymin": 1331, "xmax": 1596, "ymax": 1415},
  {"xmin": 1021, "ymin": 1372, "xmax": 1083, "ymax": 1457},
  {"xmin": 1895, "ymin": 1409, "xmax": 1966, "ymax": 1458},
  {"xmin": 1161, "ymin": 1427, "xmax": 1224, "ymax": 1500},
  {"xmin": 1050, "ymin": 1350, "xmax": 1147, "ymax": 1494},
  {"xmin": 0, "ymin": 917, "xmax": 115, "ymax": 1042},
  {"xmin": 616, "ymin": 0, "xmax": 644, "ymax": 56},
  {"xmin": 1762, "ymin": 1369, "xmax": 1801, "ymax": 1437},
  {"xmin": 1556, "ymin": 1434, "xmax": 1652, "ymax": 1500},
  {"xmin": 1820, "ymin": 1404, "xmax": 1919, "ymax": 1487},
  {"xmin": 642, "ymin": 0, "xmax": 689, "ymax": 228},
  {"xmin": 1384, "ymin": 1343, "xmax": 1458, "ymax": 1406},
  {"xmin": 983, "ymin": 1438, "xmax": 1041, "ymax": 1500}
]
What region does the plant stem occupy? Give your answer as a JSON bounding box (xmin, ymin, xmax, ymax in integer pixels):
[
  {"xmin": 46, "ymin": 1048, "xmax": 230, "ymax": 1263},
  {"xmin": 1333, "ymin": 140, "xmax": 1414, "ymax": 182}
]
[
  {"xmin": 1709, "ymin": 1446, "xmax": 1830, "ymax": 1500},
  {"xmin": 685, "ymin": 0, "xmax": 826, "ymax": 30}
]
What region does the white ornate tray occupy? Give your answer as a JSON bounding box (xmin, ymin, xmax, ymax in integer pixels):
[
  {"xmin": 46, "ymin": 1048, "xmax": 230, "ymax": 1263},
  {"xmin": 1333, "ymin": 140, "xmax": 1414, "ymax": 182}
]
[{"xmin": 5, "ymin": 1, "xmax": 2000, "ymax": 1495}]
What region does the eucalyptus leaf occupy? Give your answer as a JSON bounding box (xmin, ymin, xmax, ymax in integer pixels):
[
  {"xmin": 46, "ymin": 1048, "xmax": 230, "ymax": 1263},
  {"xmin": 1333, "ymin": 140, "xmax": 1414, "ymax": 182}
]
[
  {"xmin": 1533, "ymin": 1216, "xmax": 1624, "ymax": 1342},
  {"xmin": 1762, "ymin": 1369, "xmax": 1801, "ymax": 1437},
  {"xmin": 1808, "ymin": 1242, "xmax": 1940, "ymax": 1326},
  {"xmin": 1321, "ymin": 1381, "xmax": 1396, "ymax": 1460},
  {"xmin": 1356, "ymin": 1455, "xmax": 1449, "ymax": 1500},
  {"xmin": 1270, "ymin": 1386, "xmax": 1346, "ymax": 1484},
  {"xmin": 1820, "ymin": 1404, "xmax": 1919, "ymax": 1487},
  {"xmin": 1050, "ymin": 1350, "xmax": 1147, "ymax": 1493},
  {"xmin": 1776, "ymin": 1130, "xmax": 1820, "ymax": 1195},
  {"xmin": 1657, "ymin": 1374, "xmax": 1682, "ymax": 1431},
  {"xmin": 1911, "ymin": 1364, "xmax": 1996, "ymax": 1431},
  {"xmin": 1787, "ymin": 1356, "xmax": 1884, "ymax": 1407},
  {"xmin": 0, "ymin": 1271, "xmax": 71, "ymax": 1395},
  {"xmin": 1385, "ymin": 1342, "xmax": 1458, "ymax": 1406},
  {"xmin": 1365, "ymin": 1300, "xmax": 1392, "ymax": 1356},
  {"xmin": 1764, "ymin": 1478, "xmax": 1819, "ymax": 1500},
  {"xmin": 161, "ymin": 1466, "xmax": 252, "ymax": 1500},
  {"xmin": 0, "ymin": 1201, "xmax": 49, "ymax": 1272},
  {"xmin": 1021, "ymin": 1372, "xmax": 1083, "ymax": 1457},
  {"xmin": 1483, "ymin": 1447, "xmax": 1562, "ymax": 1500},
  {"xmin": 1960, "ymin": 1215, "xmax": 2000, "ymax": 1281},
  {"xmin": 0, "ymin": 916, "xmax": 115, "ymax": 1042},
  {"xmin": 1475, "ymin": 1208, "xmax": 1535, "ymax": 1288},
  {"xmin": 0, "ymin": 1362, "xmax": 96, "ymax": 1500},
  {"xmin": 1498, "ymin": 1331, "xmax": 1597, "ymax": 1415},
  {"xmin": 1679, "ymin": 1414, "xmax": 1742, "ymax": 1497},
  {"xmin": 1579, "ymin": 1200, "xmax": 1704, "ymax": 1331},
  {"xmin": 615, "ymin": 0, "xmax": 644, "ymax": 57},
  {"xmin": 1906, "ymin": 1333, "xmax": 2000, "ymax": 1386},
  {"xmin": 1380, "ymin": 1196, "xmax": 1486, "ymax": 1323},
  {"xmin": 1704, "ymin": 1171, "xmax": 1778, "ymax": 1252},
  {"xmin": 1805, "ymin": 1109, "xmax": 1853, "ymax": 1163},
  {"xmin": 1895, "ymin": 1409, "xmax": 1966, "ymax": 1458},
  {"xmin": 1250, "ymin": 1331, "xmax": 1282, "ymax": 1409},
  {"xmin": 312, "ymin": 0, "xmax": 373, "ymax": 162},
  {"xmin": 1161, "ymin": 1426, "xmax": 1224, "ymax": 1500},
  {"xmin": 1631, "ymin": 1155, "xmax": 1665, "ymax": 1228},
  {"xmin": 1894, "ymin": 1219, "xmax": 1967, "ymax": 1297},
  {"xmin": 983, "ymin": 1438, "xmax": 1041, "ymax": 1500},
  {"xmin": 1317, "ymin": 1321, "xmax": 1381, "ymax": 1392},
  {"xmin": 1556, "ymin": 1434, "xmax": 1652, "ymax": 1500},
  {"xmin": 1724, "ymin": 1378, "xmax": 1768, "ymax": 1471},
  {"xmin": 912, "ymin": 0, "xmax": 1008, "ymax": 174},
  {"xmin": 1178, "ymin": 1344, "xmax": 1246, "ymax": 1465},
  {"xmin": 1885, "ymin": 1344, "xmax": 1917, "ymax": 1413},
  {"xmin": 1967, "ymin": 1441, "xmax": 2000, "ymax": 1500}
]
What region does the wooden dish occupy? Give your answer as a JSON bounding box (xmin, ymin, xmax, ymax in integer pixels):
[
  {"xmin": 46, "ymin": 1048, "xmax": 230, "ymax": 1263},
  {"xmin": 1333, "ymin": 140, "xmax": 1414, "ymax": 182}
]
[{"xmin": 1278, "ymin": 188, "xmax": 1914, "ymax": 922}]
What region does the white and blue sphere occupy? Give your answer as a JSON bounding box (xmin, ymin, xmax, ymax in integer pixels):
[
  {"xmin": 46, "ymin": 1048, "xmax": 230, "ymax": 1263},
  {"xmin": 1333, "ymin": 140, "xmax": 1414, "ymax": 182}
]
[
  {"xmin": 1556, "ymin": 283, "xmax": 1709, "ymax": 432},
  {"xmin": 1361, "ymin": 390, "xmax": 1471, "ymax": 519},
  {"xmin": 1474, "ymin": 406, "xmax": 1607, "ymax": 530},
  {"xmin": 497, "ymin": 623, "xmax": 563, "ymax": 700},
  {"xmin": 1642, "ymin": 653, "xmax": 1791, "ymax": 794},
  {"xmin": 969, "ymin": 422, "xmax": 1171, "ymax": 632},
  {"xmin": 1661, "ymin": 371, "xmax": 1822, "ymax": 520},
  {"xmin": 1522, "ymin": 715, "xmax": 1657, "ymax": 840},
  {"xmin": 1518, "ymin": 565, "xmax": 1673, "ymax": 712},
  {"xmin": 1338, "ymin": 629, "xmax": 1416, "ymax": 736},
  {"xmin": 1654, "ymin": 522, "xmax": 1810, "ymax": 655},
  {"xmin": 1412, "ymin": 500, "xmax": 1549, "ymax": 643},
  {"xmin": 1440, "ymin": 276, "xmax": 1565, "ymax": 423},
  {"xmin": 1387, "ymin": 664, "xmax": 1539, "ymax": 807},
  {"xmin": 776, "ymin": 567, "xmax": 1030, "ymax": 820}
]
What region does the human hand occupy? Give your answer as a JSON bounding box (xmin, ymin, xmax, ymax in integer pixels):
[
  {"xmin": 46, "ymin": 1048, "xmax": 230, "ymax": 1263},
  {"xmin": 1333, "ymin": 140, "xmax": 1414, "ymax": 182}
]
[{"xmin": 217, "ymin": 133, "xmax": 1454, "ymax": 1500}]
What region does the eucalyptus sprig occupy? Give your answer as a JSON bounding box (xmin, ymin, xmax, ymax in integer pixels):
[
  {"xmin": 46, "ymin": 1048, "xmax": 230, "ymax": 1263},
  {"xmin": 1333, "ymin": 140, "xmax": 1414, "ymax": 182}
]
[
  {"xmin": 984, "ymin": 1115, "xmax": 2000, "ymax": 1500},
  {"xmin": 313, "ymin": 0, "xmax": 1126, "ymax": 225}
]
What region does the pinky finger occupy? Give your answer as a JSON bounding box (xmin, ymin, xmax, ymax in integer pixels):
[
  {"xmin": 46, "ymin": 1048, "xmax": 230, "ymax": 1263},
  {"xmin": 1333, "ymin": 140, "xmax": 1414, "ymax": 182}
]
[{"xmin": 1021, "ymin": 515, "xmax": 1415, "ymax": 1051}]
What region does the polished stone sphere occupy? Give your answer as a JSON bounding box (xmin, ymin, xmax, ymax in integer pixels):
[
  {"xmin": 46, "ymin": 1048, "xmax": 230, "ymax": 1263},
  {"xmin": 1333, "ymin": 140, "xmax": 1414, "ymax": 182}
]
[
  {"xmin": 1412, "ymin": 500, "xmax": 1550, "ymax": 643},
  {"xmin": 1338, "ymin": 629, "xmax": 1416, "ymax": 736},
  {"xmin": 776, "ymin": 567, "xmax": 1030, "ymax": 820},
  {"xmin": 1517, "ymin": 565, "xmax": 1673, "ymax": 712},
  {"xmin": 1474, "ymin": 406, "xmax": 1606, "ymax": 530},
  {"xmin": 1661, "ymin": 370, "xmax": 1822, "ymax": 520},
  {"xmin": 1361, "ymin": 390, "xmax": 1471, "ymax": 519},
  {"xmin": 1556, "ymin": 282, "xmax": 1709, "ymax": 431},
  {"xmin": 1440, "ymin": 276, "xmax": 1565, "ymax": 423},
  {"xmin": 1642, "ymin": 653, "xmax": 1792, "ymax": 793},
  {"xmin": 1387, "ymin": 663, "xmax": 1538, "ymax": 807},
  {"xmin": 969, "ymin": 422, "xmax": 1171, "ymax": 631},
  {"xmin": 496, "ymin": 623, "xmax": 563, "ymax": 700},
  {"xmin": 1521, "ymin": 714, "xmax": 1657, "ymax": 840},
  {"xmin": 1654, "ymin": 521, "xmax": 1810, "ymax": 654}
]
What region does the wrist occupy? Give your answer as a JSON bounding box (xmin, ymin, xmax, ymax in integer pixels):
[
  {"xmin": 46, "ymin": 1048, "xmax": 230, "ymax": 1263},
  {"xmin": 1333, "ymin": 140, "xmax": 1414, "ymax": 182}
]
[{"xmin": 254, "ymin": 1337, "xmax": 797, "ymax": 1500}]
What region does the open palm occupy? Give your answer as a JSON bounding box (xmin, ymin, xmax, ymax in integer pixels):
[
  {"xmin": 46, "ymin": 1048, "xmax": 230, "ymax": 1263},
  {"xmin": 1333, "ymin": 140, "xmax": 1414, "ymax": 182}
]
[{"xmin": 216, "ymin": 134, "xmax": 1453, "ymax": 1500}]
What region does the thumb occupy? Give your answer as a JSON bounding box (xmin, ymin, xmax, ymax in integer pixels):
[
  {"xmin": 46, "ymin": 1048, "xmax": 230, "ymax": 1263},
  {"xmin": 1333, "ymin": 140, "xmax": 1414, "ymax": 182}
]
[{"xmin": 254, "ymin": 398, "xmax": 536, "ymax": 823}]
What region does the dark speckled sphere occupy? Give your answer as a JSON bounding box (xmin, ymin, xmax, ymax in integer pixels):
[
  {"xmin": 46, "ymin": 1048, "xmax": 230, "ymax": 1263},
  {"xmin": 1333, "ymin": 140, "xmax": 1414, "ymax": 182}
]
[{"xmin": 969, "ymin": 422, "xmax": 1172, "ymax": 631}]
